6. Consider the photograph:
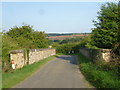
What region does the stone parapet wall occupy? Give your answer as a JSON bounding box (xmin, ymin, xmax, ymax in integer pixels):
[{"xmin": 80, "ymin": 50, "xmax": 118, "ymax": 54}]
[
  {"xmin": 29, "ymin": 48, "xmax": 56, "ymax": 64},
  {"xmin": 79, "ymin": 48, "xmax": 91, "ymax": 58},
  {"xmin": 101, "ymin": 49, "xmax": 112, "ymax": 62},
  {"xmin": 79, "ymin": 48, "xmax": 112, "ymax": 62},
  {"xmin": 10, "ymin": 48, "xmax": 56, "ymax": 69},
  {"xmin": 10, "ymin": 50, "xmax": 25, "ymax": 68}
]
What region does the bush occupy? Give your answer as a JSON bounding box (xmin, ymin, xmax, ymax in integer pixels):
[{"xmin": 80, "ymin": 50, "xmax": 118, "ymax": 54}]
[
  {"xmin": 56, "ymin": 42, "xmax": 80, "ymax": 54},
  {"xmin": 77, "ymin": 53, "xmax": 120, "ymax": 88},
  {"xmin": 2, "ymin": 35, "xmax": 20, "ymax": 72}
]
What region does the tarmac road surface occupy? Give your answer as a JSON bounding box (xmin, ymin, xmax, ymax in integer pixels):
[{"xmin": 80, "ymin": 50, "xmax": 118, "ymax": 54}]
[{"xmin": 14, "ymin": 55, "xmax": 94, "ymax": 88}]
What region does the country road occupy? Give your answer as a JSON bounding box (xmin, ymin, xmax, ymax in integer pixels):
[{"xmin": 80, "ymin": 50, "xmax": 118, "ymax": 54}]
[{"xmin": 13, "ymin": 55, "xmax": 94, "ymax": 88}]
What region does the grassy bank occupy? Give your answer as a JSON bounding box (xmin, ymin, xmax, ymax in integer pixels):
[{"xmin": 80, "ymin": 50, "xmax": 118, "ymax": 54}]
[
  {"xmin": 2, "ymin": 55, "xmax": 56, "ymax": 88},
  {"xmin": 76, "ymin": 53, "xmax": 120, "ymax": 88}
]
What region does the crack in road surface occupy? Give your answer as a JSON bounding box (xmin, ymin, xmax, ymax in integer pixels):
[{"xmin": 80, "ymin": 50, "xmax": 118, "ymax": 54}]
[{"xmin": 13, "ymin": 55, "xmax": 94, "ymax": 88}]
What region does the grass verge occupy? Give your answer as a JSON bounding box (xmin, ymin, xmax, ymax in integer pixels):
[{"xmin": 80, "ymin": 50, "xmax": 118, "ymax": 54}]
[
  {"xmin": 76, "ymin": 53, "xmax": 120, "ymax": 88},
  {"xmin": 2, "ymin": 55, "xmax": 56, "ymax": 88}
]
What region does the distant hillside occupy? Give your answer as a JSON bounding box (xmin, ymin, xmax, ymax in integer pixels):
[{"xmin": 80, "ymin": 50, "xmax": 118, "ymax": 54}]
[
  {"xmin": 47, "ymin": 33, "xmax": 90, "ymax": 40},
  {"xmin": 47, "ymin": 33, "xmax": 90, "ymax": 37}
]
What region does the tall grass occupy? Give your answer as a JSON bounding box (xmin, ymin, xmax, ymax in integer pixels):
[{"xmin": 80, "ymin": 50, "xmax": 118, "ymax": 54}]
[
  {"xmin": 76, "ymin": 53, "xmax": 120, "ymax": 88},
  {"xmin": 2, "ymin": 56, "xmax": 55, "ymax": 88}
]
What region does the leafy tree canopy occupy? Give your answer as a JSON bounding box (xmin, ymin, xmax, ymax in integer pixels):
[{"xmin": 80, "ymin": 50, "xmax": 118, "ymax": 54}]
[
  {"xmin": 91, "ymin": 2, "xmax": 120, "ymax": 49},
  {"xmin": 6, "ymin": 25, "xmax": 48, "ymax": 48}
]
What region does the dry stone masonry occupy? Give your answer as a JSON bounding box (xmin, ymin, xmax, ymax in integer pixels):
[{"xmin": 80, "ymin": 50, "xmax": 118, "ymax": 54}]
[
  {"xmin": 101, "ymin": 49, "xmax": 112, "ymax": 62},
  {"xmin": 10, "ymin": 50, "xmax": 25, "ymax": 68},
  {"xmin": 29, "ymin": 49, "xmax": 56, "ymax": 64},
  {"xmin": 10, "ymin": 48, "xmax": 56, "ymax": 69},
  {"xmin": 79, "ymin": 48, "xmax": 112, "ymax": 62}
]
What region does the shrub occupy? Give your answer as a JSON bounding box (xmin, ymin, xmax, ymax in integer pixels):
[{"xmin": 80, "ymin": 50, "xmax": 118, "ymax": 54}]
[{"xmin": 77, "ymin": 53, "xmax": 120, "ymax": 88}]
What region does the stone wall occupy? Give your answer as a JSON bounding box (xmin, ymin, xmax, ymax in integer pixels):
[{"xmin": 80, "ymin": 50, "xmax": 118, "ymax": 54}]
[
  {"xmin": 101, "ymin": 49, "xmax": 112, "ymax": 62},
  {"xmin": 10, "ymin": 48, "xmax": 56, "ymax": 69},
  {"xmin": 79, "ymin": 48, "xmax": 112, "ymax": 62},
  {"xmin": 10, "ymin": 50, "xmax": 25, "ymax": 68},
  {"xmin": 29, "ymin": 48, "xmax": 56, "ymax": 64},
  {"xmin": 79, "ymin": 48, "xmax": 91, "ymax": 58}
]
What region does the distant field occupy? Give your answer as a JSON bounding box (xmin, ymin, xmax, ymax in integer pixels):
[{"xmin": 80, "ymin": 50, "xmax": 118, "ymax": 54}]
[{"xmin": 47, "ymin": 34, "xmax": 89, "ymax": 40}]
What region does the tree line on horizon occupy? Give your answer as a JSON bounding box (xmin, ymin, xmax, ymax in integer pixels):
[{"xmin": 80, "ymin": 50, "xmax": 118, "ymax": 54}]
[{"xmin": 47, "ymin": 33, "xmax": 90, "ymax": 37}]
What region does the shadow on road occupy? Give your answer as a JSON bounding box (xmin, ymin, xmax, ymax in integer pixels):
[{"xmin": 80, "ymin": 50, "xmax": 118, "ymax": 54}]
[{"xmin": 57, "ymin": 55, "xmax": 77, "ymax": 65}]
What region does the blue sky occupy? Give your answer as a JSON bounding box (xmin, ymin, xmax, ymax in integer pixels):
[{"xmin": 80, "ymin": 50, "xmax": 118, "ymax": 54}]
[{"xmin": 2, "ymin": 2, "xmax": 107, "ymax": 33}]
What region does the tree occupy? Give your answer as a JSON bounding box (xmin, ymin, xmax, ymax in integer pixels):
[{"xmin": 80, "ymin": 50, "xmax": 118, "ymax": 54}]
[
  {"xmin": 6, "ymin": 25, "xmax": 49, "ymax": 49},
  {"xmin": 114, "ymin": 1, "xmax": 120, "ymax": 55},
  {"xmin": 7, "ymin": 25, "xmax": 33, "ymax": 39},
  {"xmin": 31, "ymin": 31, "xmax": 48, "ymax": 48},
  {"xmin": 91, "ymin": 2, "xmax": 119, "ymax": 49}
]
